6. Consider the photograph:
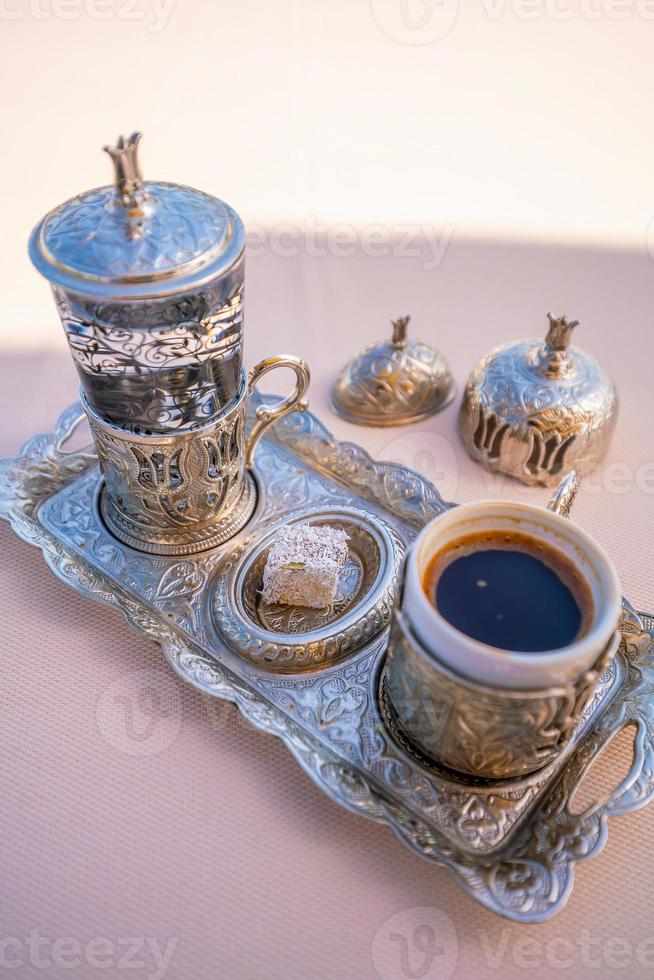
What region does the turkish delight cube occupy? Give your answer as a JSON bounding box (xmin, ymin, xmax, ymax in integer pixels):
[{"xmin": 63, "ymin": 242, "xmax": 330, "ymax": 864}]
[{"xmin": 261, "ymin": 523, "xmax": 349, "ymax": 609}]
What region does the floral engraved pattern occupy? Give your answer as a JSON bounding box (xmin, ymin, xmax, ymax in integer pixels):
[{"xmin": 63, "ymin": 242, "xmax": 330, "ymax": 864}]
[
  {"xmin": 333, "ymin": 334, "xmax": 453, "ymax": 423},
  {"xmin": 55, "ymin": 281, "xmax": 244, "ymax": 432},
  {"xmin": 61, "ymin": 287, "xmax": 243, "ymax": 373},
  {"xmin": 89, "ymin": 399, "xmax": 254, "ymax": 554},
  {"xmin": 384, "ymin": 611, "xmax": 617, "ymax": 779},
  {"xmin": 156, "ymin": 561, "xmax": 207, "ymax": 600},
  {"xmin": 271, "ymin": 675, "xmax": 368, "ymax": 758},
  {"xmin": 153, "ymin": 560, "xmax": 209, "ymax": 631},
  {"xmin": 41, "ymin": 182, "xmax": 231, "ymax": 278},
  {"xmin": 455, "ymin": 796, "xmax": 523, "ymax": 850},
  {"xmin": 261, "ymin": 464, "xmax": 350, "ymax": 521},
  {"xmin": 259, "ymin": 403, "xmax": 452, "ymax": 526}
]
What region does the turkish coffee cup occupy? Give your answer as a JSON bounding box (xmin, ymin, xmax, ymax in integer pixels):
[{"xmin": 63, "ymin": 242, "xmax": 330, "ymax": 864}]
[{"xmin": 384, "ymin": 499, "xmax": 621, "ymax": 778}]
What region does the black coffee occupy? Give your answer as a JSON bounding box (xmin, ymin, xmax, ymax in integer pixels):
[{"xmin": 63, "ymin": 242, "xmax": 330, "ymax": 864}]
[{"xmin": 424, "ymin": 531, "xmax": 592, "ymax": 653}]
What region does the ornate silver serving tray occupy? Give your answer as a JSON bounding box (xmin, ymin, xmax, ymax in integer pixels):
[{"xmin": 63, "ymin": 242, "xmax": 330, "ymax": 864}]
[{"xmin": 2, "ymin": 398, "xmax": 653, "ymax": 923}]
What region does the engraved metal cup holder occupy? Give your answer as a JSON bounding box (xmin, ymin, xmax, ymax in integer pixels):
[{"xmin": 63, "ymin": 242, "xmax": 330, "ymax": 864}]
[
  {"xmin": 85, "ymin": 355, "xmax": 310, "ymax": 556},
  {"xmin": 383, "ymin": 607, "xmax": 620, "ymax": 780}
]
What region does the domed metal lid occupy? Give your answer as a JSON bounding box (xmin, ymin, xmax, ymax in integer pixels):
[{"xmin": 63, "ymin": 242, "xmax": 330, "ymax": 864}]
[
  {"xmin": 29, "ymin": 133, "xmax": 245, "ymax": 300},
  {"xmin": 331, "ymin": 315, "xmax": 455, "ymax": 427},
  {"xmin": 459, "ymin": 313, "xmax": 619, "ymax": 486}
]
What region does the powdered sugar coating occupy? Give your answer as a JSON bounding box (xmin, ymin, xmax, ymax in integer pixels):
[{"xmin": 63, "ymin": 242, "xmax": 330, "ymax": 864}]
[{"xmin": 261, "ymin": 524, "xmax": 350, "ymax": 609}]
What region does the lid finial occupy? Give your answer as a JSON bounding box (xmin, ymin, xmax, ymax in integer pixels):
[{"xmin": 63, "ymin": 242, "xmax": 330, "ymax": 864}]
[
  {"xmin": 103, "ymin": 132, "xmax": 145, "ymax": 209},
  {"xmin": 391, "ymin": 315, "xmax": 411, "ymax": 348},
  {"xmin": 545, "ymin": 313, "xmax": 579, "ymax": 352},
  {"xmin": 537, "ymin": 312, "xmax": 580, "ymax": 379}
]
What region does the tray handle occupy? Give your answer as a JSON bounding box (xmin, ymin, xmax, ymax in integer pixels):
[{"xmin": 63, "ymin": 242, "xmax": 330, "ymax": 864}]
[
  {"xmin": 546, "ymin": 477, "xmax": 654, "ymax": 818},
  {"xmin": 565, "ymin": 611, "xmax": 654, "ymax": 821}
]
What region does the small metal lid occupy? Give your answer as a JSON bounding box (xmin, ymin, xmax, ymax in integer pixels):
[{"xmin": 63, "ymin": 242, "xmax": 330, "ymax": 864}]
[
  {"xmin": 331, "ymin": 315, "xmax": 455, "ymax": 427},
  {"xmin": 29, "ymin": 132, "xmax": 245, "ymax": 300},
  {"xmin": 459, "ymin": 313, "xmax": 619, "ymax": 486}
]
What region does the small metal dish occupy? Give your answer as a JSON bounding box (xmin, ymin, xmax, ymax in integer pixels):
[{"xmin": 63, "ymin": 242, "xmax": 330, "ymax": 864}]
[{"xmin": 210, "ymin": 507, "xmax": 403, "ymax": 672}]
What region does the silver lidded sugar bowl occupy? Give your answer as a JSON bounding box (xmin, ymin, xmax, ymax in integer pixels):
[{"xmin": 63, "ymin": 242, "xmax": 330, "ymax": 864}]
[
  {"xmin": 29, "ymin": 134, "xmax": 310, "ymax": 556},
  {"xmin": 459, "ymin": 314, "xmax": 618, "ymax": 486}
]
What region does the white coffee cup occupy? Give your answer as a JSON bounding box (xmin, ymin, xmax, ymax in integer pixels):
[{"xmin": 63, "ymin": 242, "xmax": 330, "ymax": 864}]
[{"xmin": 403, "ymin": 501, "xmax": 621, "ymax": 690}]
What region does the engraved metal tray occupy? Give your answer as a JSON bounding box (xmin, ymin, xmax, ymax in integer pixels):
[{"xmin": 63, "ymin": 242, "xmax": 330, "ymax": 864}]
[{"xmin": 2, "ymin": 398, "xmax": 653, "ymax": 923}]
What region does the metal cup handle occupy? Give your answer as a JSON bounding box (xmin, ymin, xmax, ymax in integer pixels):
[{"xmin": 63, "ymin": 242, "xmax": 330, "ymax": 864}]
[
  {"xmin": 245, "ymin": 355, "xmax": 310, "ymax": 468},
  {"xmin": 547, "ymin": 470, "xmax": 580, "ymax": 519},
  {"xmin": 546, "ymin": 470, "xmax": 647, "ymax": 636}
]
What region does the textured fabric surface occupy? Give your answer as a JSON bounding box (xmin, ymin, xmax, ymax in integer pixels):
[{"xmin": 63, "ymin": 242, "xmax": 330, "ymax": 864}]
[{"xmin": 1, "ymin": 239, "xmax": 653, "ymax": 979}]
